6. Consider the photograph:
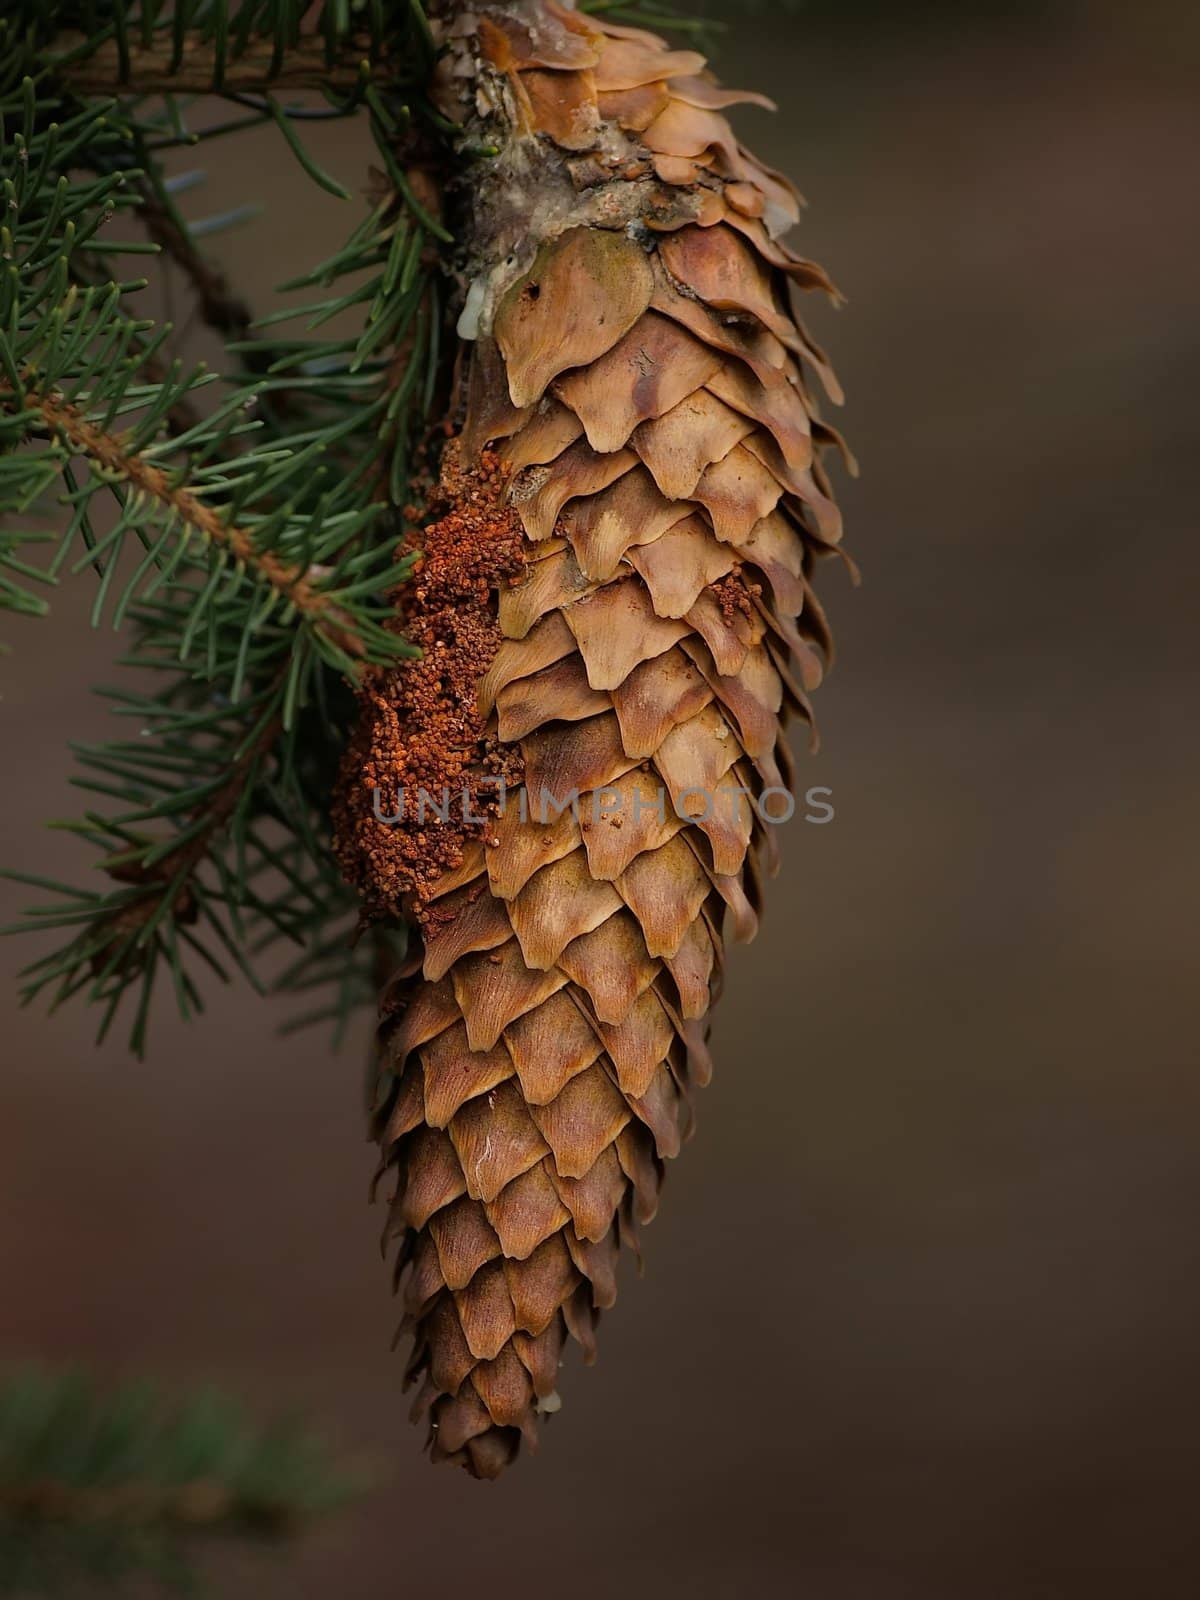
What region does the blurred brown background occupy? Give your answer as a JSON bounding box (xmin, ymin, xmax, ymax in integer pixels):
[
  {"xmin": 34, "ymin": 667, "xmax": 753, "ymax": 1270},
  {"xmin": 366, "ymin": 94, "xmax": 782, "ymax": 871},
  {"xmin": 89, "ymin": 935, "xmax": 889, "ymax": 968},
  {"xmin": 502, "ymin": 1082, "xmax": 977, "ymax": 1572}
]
[{"xmin": 3, "ymin": 2, "xmax": 1199, "ymax": 1594}]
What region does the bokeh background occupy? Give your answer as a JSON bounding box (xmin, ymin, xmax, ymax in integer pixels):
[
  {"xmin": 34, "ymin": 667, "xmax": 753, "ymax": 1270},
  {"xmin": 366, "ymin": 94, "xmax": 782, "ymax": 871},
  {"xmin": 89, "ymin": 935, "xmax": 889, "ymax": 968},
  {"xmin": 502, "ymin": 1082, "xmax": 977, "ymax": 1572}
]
[{"xmin": 3, "ymin": 1, "xmax": 1199, "ymax": 1593}]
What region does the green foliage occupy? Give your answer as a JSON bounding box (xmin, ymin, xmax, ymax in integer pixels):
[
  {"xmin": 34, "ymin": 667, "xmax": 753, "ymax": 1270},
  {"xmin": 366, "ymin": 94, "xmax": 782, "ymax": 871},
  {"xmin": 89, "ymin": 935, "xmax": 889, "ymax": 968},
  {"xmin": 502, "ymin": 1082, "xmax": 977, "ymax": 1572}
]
[
  {"xmin": 0, "ymin": 1365, "xmax": 366, "ymax": 1595},
  {"xmin": 0, "ymin": 1, "xmax": 442, "ymax": 1053}
]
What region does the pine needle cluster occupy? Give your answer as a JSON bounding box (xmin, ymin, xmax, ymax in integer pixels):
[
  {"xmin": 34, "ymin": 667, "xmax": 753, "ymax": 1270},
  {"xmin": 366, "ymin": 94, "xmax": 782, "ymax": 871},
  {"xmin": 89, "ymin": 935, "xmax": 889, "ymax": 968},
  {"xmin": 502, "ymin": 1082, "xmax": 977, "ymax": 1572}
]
[{"xmin": 0, "ymin": 0, "xmax": 454, "ymax": 1053}]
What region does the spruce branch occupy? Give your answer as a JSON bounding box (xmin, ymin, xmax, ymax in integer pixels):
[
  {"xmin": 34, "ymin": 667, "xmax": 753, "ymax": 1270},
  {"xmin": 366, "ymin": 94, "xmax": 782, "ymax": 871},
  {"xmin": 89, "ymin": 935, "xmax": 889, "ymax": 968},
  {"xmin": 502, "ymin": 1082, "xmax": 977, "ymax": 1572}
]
[
  {"xmin": 134, "ymin": 180, "xmax": 256, "ymax": 348},
  {"xmin": 50, "ymin": 32, "xmax": 378, "ymax": 96},
  {"xmin": 3, "ymin": 650, "xmax": 339, "ymax": 1057},
  {"xmin": 14, "ymin": 383, "xmax": 369, "ymax": 661},
  {"xmin": 1, "ymin": 2, "xmax": 450, "ymax": 1047},
  {"xmin": 0, "ymin": 1366, "xmax": 369, "ymax": 1595},
  {"xmin": 75, "ymin": 682, "xmax": 286, "ymax": 972}
]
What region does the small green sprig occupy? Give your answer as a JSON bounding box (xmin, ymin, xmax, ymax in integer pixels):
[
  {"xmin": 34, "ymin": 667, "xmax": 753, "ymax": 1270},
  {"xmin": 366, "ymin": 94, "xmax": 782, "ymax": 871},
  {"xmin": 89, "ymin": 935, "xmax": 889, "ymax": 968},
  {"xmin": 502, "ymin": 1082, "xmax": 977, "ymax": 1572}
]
[{"xmin": 0, "ymin": 1365, "xmax": 369, "ymax": 1596}]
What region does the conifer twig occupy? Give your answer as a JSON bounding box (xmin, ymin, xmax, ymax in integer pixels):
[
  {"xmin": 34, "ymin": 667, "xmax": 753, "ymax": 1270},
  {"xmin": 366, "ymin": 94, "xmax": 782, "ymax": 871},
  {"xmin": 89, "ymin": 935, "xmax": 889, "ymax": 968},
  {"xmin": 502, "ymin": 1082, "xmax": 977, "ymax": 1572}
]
[
  {"xmin": 0, "ymin": 1366, "xmax": 369, "ymax": 1593},
  {"xmin": 93, "ymin": 693, "xmax": 285, "ymax": 960},
  {"xmin": 133, "ymin": 181, "xmax": 304, "ymax": 422},
  {"xmin": 0, "ymin": 1, "xmax": 445, "ymax": 1045},
  {"xmin": 7, "ymin": 384, "xmax": 366, "ymax": 661},
  {"xmin": 50, "ymin": 33, "xmax": 377, "ymax": 96},
  {"xmin": 136, "ymin": 186, "xmax": 256, "ymax": 347}
]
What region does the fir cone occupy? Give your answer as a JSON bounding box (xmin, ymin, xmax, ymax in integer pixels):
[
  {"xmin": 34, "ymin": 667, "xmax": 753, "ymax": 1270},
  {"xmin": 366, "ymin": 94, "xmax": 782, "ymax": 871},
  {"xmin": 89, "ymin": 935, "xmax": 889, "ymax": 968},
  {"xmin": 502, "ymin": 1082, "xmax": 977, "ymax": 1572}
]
[{"xmin": 335, "ymin": 0, "xmax": 851, "ymax": 1478}]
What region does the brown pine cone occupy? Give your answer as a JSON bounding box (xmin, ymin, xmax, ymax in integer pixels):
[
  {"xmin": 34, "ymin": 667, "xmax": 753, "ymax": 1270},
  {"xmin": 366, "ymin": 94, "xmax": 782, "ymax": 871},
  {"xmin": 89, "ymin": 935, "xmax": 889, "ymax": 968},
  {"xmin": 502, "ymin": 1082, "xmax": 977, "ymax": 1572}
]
[{"xmin": 335, "ymin": 0, "xmax": 851, "ymax": 1478}]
